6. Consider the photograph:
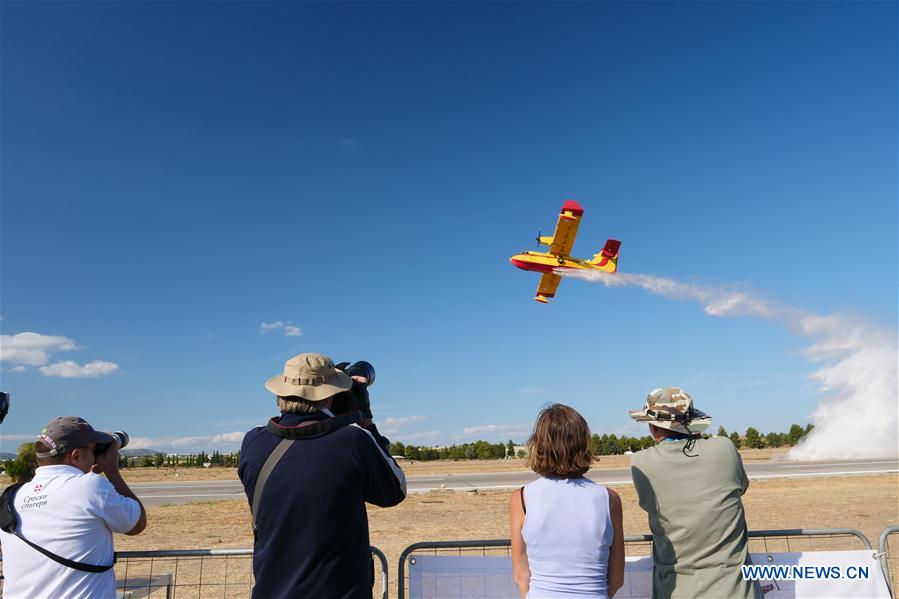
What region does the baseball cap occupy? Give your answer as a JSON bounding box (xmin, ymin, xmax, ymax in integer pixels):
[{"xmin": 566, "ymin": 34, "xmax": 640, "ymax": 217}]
[{"xmin": 35, "ymin": 416, "xmax": 115, "ymax": 458}]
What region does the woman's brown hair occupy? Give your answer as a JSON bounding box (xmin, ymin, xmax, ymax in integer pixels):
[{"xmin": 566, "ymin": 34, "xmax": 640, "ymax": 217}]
[{"xmin": 526, "ymin": 403, "xmax": 594, "ymax": 478}]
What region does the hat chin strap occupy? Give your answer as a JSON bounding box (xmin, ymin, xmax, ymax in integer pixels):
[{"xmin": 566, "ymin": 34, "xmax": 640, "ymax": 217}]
[{"xmin": 681, "ymin": 422, "xmax": 700, "ymax": 458}]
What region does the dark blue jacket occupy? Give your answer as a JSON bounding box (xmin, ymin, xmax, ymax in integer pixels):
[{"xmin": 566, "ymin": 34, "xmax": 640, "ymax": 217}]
[{"xmin": 239, "ymin": 412, "xmax": 406, "ymax": 598}]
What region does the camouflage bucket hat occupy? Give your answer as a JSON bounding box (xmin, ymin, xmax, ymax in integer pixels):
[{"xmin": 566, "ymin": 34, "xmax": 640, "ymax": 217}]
[{"xmin": 629, "ymin": 387, "xmax": 712, "ymax": 435}]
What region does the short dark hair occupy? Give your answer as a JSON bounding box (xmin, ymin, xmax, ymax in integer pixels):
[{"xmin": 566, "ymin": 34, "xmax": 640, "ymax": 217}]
[{"xmin": 526, "ymin": 404, "xmax": 594, "ymax": 478}]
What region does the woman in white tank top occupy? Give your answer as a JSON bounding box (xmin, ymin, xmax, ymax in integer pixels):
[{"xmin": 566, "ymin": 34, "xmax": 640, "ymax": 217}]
[{"xmin": 509, "ymin": 404, "xmax": 625, "ymax": 598}]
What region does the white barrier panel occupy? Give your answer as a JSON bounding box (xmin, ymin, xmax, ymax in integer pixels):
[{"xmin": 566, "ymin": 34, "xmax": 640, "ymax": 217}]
[
  {"xmin": 747, "ymin": 551, "xmax": 890, "ymax": 599},
  {"xmin": 407, "ymin": 552, "xmax": 889, "ymax": 599},
  {"xmin": 408, "ymin": 556, "xmax": 650, "ymax": 598}
]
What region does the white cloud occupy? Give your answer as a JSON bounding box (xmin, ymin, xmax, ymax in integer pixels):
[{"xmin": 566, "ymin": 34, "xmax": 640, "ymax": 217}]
[
  {"xmin": 124, "ymin": 436, "xmax": 159, "ymax": 450},
  {"xmin": 564, "ymin": 269, "xmax": 899, "ymax": 460},
  {"xmin": 382, "ymin": 416, "xmax": 426, "ymax": 428},
  {"xmin": 170, "ymin": 436, "xmax": 204, "ymax": 448},
  {"xmin": 0, "ymin": 331, "xmax": 117, "ymax": 378},
  {"xmin": 458, "ymin": 423, "xmax": 531, "ymax": 441},
  {"xmin": 38, "ymin": 360, "xmax": 120, "ymax": 379},
  {"xmin": 259, "ymin": 321, "xmax": 302, "ymax": 337},
  {"xmin": 259, "ymin": 321, "xmax": 285, "ymax": 333},
  {"xmin": 380, "ymin": 416, "xmax": 428, "ymax": 438},
  {"xmin": 340, "ymin": 138, "xmax": 358, "ymax": 149},
  {"xmin": 518, "ymin": 387, "xmax": 544, "ymax": 395},
  {"xmin": 126, "ymin": 432, "xmax": 247, "ymax": 452},
  {"xmin": 788, "ymin": 315, "xmax": 897, "ymax": 460},
  {"xmin": 211, "ymin": 432, "xmax": 244, "ymax": 443},
  {"xmin": 0, "ymin": 332, "xmax": 77, "ymax": 366},
  {"xmin": 394, "ymin": 431, "xmax": 442, "ymax": 444}
]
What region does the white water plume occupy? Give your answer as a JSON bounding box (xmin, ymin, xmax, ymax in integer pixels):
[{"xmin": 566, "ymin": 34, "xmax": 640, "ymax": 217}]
[{"xmin": 561, "ymin": 270, "xmax": 898, "ymax": 460}]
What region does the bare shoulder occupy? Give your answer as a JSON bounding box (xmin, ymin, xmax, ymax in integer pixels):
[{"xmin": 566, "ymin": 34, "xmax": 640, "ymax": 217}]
[
  {"xmin": 606, "ymin": 486, "xmax": 622, "ymax": 508},
  {"xmin": 509, "ymin": 487, "xmax": 526, "ymax": 522}
]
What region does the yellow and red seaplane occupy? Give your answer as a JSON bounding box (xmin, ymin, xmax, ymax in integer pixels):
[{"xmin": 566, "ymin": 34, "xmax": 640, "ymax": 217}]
[{"xmin": 509, "ymin": 200, "xmax": 621, "ymax": 303}]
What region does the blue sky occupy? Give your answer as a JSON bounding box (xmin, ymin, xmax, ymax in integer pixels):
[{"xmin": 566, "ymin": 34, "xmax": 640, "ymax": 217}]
[{"xmin": 1, "ymin": 1, "xmax": 896, "ymax": 454}]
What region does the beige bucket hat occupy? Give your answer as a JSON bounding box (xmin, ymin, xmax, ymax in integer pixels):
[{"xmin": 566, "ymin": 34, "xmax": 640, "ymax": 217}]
[
  {"xmin": 629, "ymin": 387, "xmax": 712, "ymax": 435},
  {"xmin": 265, "ymin": 353, "xmax": 353, "ymax": 401}
]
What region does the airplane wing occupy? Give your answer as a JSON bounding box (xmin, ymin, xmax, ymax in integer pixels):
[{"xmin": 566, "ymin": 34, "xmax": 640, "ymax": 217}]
[
  {"xmin": 535, "ymin": 273, "xmax": 562, "ymax": 303},
  {"xmin": 547, "ymin": 200, "xmax": 584, "ymax": 257}
]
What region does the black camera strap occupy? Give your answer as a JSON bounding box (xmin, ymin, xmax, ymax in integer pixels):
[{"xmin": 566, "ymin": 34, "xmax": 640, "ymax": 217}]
[
  {"xmin": 252, "ymin": 411, "xmax": 364, "ymax": 533},
  {"xmin": 0, "ymin": 483, "xmax": 116, "ymax": 573},
  {"xmin": 265, "ymin": 411, "xmax": 362, "ymax": 440}
]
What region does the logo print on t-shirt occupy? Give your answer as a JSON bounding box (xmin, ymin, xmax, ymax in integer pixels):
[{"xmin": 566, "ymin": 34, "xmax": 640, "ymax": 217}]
[{"xmin": 33, "ymin": 483, "xmax": 43, "ymax": 492}]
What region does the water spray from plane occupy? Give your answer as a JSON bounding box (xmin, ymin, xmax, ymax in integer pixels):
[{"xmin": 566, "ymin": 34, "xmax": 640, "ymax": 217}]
[{"xmin": 561, "ymin": 270, "xmax": 898, "ymax": 460}]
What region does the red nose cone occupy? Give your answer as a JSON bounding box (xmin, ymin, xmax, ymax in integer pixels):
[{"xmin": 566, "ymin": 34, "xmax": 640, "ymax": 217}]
[{"xmin": 510, "ymin": 258, "xmax": 529, "ymax": 270}]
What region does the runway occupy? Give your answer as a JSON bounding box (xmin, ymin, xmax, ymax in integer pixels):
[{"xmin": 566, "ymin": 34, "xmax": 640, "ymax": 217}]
[{"xmin": 132, "ymin": 458, "xmax": 899, "ymax": 507}]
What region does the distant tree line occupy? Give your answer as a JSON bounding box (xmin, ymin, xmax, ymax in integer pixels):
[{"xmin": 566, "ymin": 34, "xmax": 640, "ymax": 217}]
[
  {"xmin": 1, "ymin": 444, "xmax": 241, "ymax": 483},
  {"xmin": 1, "ymin": 423, "xmax": 816, "ymax": 482},
  {"xmin": 115, "ymin": 450, "xmax": 240, "ymax": 469},
  {"xmin": 720, "ymin": 423, "xmax": 814, "ymax": 450},
  {"xmin": 389, "ymin": 423, "xmax": 816, "ymax": 461},
  {"xmin": 389, "ymin": 440, "xmax": 517, "ymax": 461}
]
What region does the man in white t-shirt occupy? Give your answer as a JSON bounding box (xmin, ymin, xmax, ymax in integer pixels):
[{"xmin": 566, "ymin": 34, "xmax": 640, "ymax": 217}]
[{"xmin": 0, "ymin": 416, "xmax": 147, "ymax": 599}]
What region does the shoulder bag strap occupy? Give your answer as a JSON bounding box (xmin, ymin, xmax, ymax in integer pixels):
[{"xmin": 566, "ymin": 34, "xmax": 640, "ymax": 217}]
[
  {"xmin": 13, "ymin": 531, "xmax": 115, "ymax": 572},
  {"xmin": 251, "ymin": 438, "xmax": 294, "ymax": 532},
  {"xmin": 1, "ymin": 482, "xmax": 114, "ymax": 572}
]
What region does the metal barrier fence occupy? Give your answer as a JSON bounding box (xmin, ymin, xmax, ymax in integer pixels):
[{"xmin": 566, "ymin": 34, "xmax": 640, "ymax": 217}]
[
  {"xmin": 0, "ymin": 546, "xmax": 389, "ymax": 599},
  {"xmin": 395, "ymin": 528, "xmax": 876, "ymax": 599},
  {"xmin": 0, "ymin": 529, "xmax": 889, "ymax": 598},
  {"xmin": 880, "ymin": 525, "xmax": 899, "ymax": 596}
]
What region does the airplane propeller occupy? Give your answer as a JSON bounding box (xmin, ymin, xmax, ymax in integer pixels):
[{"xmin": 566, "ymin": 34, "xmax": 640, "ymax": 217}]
[{"xmin": 535, "ymin": 228, "xmax": 542, "ymax": 249}]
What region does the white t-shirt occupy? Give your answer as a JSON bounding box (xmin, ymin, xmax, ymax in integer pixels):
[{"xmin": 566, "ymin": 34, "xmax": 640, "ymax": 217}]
[{"xmin": 0, "ymin": 464, "xmax": 141, "ymax": 599}]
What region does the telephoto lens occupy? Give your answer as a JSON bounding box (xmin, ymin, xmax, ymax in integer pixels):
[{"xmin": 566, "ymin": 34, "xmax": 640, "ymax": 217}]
[{"xmin": 111, "ymin": 431, "xmax": 130, "ymax": 450}]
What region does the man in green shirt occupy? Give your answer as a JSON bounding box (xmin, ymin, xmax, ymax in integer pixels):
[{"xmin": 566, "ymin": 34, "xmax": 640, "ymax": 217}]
[{"xmin": 629, "ymin": 387, "xmax": 762, "ymax": 599}]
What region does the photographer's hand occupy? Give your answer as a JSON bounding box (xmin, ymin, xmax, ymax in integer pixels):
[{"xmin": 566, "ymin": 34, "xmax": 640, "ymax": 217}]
[
  {"xmin": 349, "ymin": 378, "xmax": 374, "ymax": 424},
  {"xmin": 91, "ymin": 447, "xmax": 147, "ymax": 535}
]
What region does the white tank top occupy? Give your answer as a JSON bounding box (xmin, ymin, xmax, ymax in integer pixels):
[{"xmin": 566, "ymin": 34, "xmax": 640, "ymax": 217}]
[{"xmin": 521, "ymin": 476, "xmax": 613, "ymax": 599}]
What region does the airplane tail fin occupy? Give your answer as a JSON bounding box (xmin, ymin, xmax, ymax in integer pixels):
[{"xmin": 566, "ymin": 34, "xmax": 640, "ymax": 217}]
[{"xmin": 589, "ymin": 239, "xmax": 621, "ymax": 273}]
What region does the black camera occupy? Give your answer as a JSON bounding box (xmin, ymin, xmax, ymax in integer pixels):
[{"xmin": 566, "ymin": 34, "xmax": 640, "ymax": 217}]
[
  {"xmin": 337, "ymin": 361, "xmax": 375, "ymax": 385},
  {"xmin": 331, "ymin": 361, "xmax": 375, "ymax": 417},
  {"xmin": 0, "ymin": 392, "xmax": 9, "ymax": 424},
  {"xmin": 94, "ymin": 431, "xmax": 130, "ymax": 458}
]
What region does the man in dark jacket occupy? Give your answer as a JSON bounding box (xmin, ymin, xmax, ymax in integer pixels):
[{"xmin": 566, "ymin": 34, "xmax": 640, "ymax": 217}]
[{"xmin": 239, "ymin": 353, "xmax": 406, "ymax": 598}]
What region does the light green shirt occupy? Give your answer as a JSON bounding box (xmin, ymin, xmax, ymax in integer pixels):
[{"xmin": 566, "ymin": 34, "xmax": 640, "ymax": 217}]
[{"xmin": 631, "ymin": 436, "xmax": 762, "ymax": 599}]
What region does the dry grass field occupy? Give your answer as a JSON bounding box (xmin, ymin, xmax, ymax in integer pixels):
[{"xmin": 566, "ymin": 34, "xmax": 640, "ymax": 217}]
[
  {"xmin": 114, "ymin": 473, "xmax": 898, "ymax": 555},
  {"xmin": 1, "ymin": 454, "xmax": 894, "ymax": 597},
  {"xmin": 111, "ymin": 473, "xmax": 898, "ymax": 594},
  {"xmin": 6, "ymin": 447, "xmax": 786, "ymax": 485}
]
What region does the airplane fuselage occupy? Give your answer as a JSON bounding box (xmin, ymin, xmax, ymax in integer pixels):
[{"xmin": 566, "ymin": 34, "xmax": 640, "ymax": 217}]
[
  {"xmin": 510, "ymin": 200, "xmax": 621, "ymax": 302},
  {"xmin": 509, "ymin": 251, "xmax": 613, "ymax": 274}
]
